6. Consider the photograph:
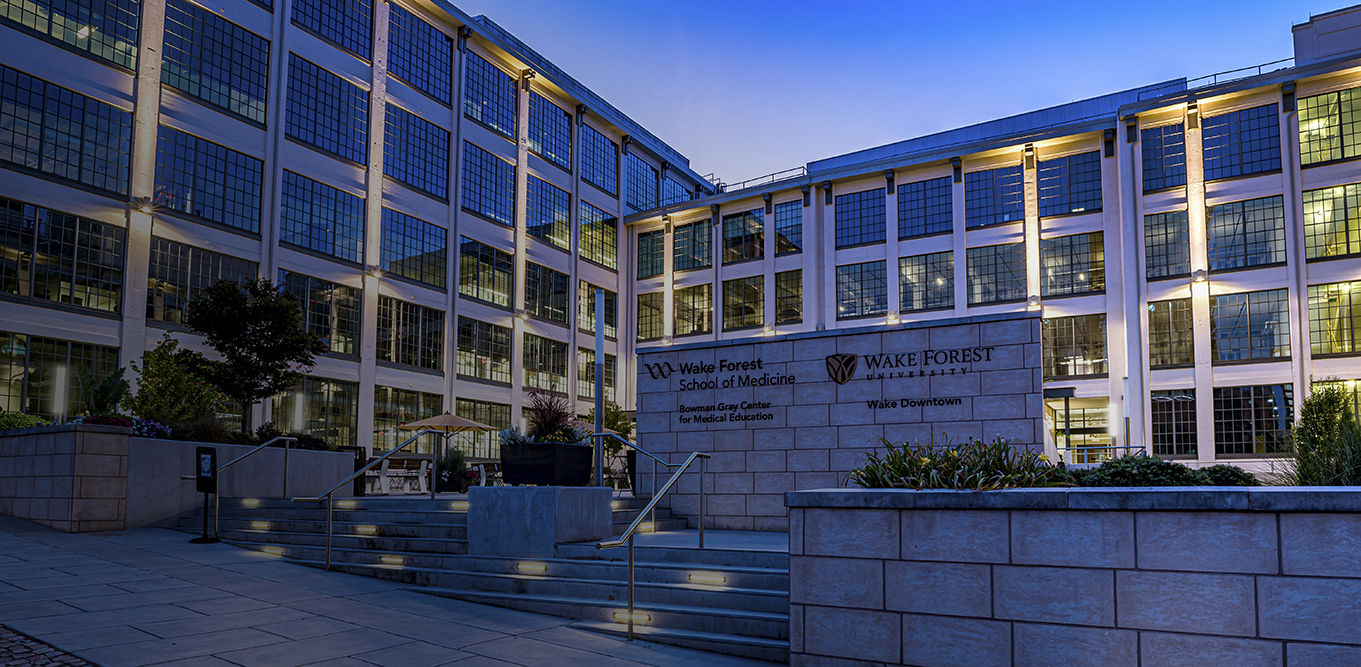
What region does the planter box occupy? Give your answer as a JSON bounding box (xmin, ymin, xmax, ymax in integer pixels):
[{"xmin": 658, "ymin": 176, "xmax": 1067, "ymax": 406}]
[
  {"xmin": 500, "ymin": 441, "xmax": 592, "ymax": 486},
  {"xmin": 785, "ymin": 487, "xmax": 1361, "ymax": 667},
  {"xmin": 468, "ymin": 486, "xmax": 612, "ymax": 557}
]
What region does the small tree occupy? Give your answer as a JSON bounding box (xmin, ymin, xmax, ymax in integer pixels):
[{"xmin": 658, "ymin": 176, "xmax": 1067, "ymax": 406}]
[
  {"xmin": 126, "ymin": 334, "xmax": 226, "ymax": 426},
  {"xmin": 585, "ymin": 401, "xmax": 634, "ymax": 457},
  {"xmin": 1277, "ymin": 380, "xmax": 1361, "ymax": 485},
  {"xmin": 183, "ymin": 279, "xmax": 326, "ymax": 433}
]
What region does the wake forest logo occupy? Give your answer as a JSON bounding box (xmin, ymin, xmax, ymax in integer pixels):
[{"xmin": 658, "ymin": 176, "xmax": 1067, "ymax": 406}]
[
  {"xmin": 643, "ymin": 362, "xmax": 675, "ymax": 380},
  {"xmin": 825, "ymin": 354, "xmax": 858, "ymax": 385}
]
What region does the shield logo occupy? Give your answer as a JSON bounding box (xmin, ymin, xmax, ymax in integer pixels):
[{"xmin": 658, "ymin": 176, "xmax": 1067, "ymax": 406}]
[{"xmin": 825, "ymin": 353, "xmax": 858, "ymax": 385}]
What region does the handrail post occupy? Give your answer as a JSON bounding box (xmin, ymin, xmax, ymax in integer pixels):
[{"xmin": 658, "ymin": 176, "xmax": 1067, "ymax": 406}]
[
  {"xmin": 214, "ymin": 488, "xmax": 220, "ymax": 538},
  {"xmin": 325, "ymin": 495, "xmax": 333, "ymax": 571},
  {"xmin": 283, "ymin": 439, "xmax": 290, "ymax": 498},
  {"xmin": 649, "ymin": 457, "xmax": 656, "ymax": 532},
  {"xmin": 698, "ymin": 455, "xmax": 706, "ymax": 549},
  {"xmin": 627, "ymin": 532, "xmax": 635, "ymax": 641}
]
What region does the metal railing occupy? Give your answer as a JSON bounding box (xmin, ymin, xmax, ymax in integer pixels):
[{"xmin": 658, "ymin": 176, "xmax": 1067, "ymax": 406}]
[
  {"xmin": 596, "ymin": 449, "xmax": 710, "ymax": 641},
  {"xmin": 291, "ymin": 428, "xmax": 435, "ymax": 570},
  {"xmin": 1059, "ymin": 444, "xmax": 1145, "ymax": 466},
  {"xmin": 181, "ymin": 436, "xmax": 296, "ymax": 538},
  {"xmin": 1186, "ymin": 57, "xmax": 1294, "ymax": 90},
  {"xmin": 595, "ymin": 432, "xmax": 681, "ymax": 531}
]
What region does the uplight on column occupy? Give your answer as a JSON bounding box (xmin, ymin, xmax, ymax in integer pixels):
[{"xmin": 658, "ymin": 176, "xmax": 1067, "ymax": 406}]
[
  {"xmin": 1191, "ymin": 269, "xmax": 1208, "ymax": 283},
  {"xmin": 1026, "ymin": 295, "xmax": 1042, "ymax": 311}
]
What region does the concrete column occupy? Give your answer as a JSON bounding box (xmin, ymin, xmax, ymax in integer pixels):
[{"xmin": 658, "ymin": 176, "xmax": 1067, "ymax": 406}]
[
  {"xmin": 1185, "ymin": 104, "xmax": 1215, "ymax": 464},
  {"xmin": 885, "ymin": 172, "xmax": 900, "ymax": 319},
  {"xmin": 356, "ymin": 0, "xmax": 392, "ymax": 454},
  {"xmin": 1281, "ymin": 88, "xmax": 1310, "ymax": 417},
  {"xmin": 257, "ymin": 0, "xmax": 295, "ymax": 427},
  {"xmin": 1122, "ymin": 119, "xmax": 1151, "ymax": 452},
  {"xmin": 952, "ymin": 163, "xmax": 967, "ymax": 315},
  {"xmin": 1024, "ymin": 147, "xmax": 1041, "ymax": 305},
  {"xmin": 820, "ymin": 183, "xmax": 834, "ymax": 328},
  {"xmin": 763, "ymin": 195, "xmax": 776, "ymax": 330},
  {"xmin": 662, "ymin": 216, "xmax": 675, "ymax": 339},
  {"xmin": 445, "ymin": 31, "xmax": 467, "ymax": 413}
]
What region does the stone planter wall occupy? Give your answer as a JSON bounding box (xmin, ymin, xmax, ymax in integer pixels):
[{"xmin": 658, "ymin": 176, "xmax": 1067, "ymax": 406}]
[{"xmin": 787, "ymin": 488, "xmax": 1361, "ymax": 667}]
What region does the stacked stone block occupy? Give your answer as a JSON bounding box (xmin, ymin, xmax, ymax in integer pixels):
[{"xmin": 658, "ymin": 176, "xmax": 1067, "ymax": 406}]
[
  {"xmin": 0, "ymin": 424, "xmax": 129, "ymax": 532},
  {"xmin": 787, "ymin": 488, "xmax": 1361, "ymax": 667},
  {"xmin": 635, "ymin": 314, "xmax": 1044, "ymax": 531}
]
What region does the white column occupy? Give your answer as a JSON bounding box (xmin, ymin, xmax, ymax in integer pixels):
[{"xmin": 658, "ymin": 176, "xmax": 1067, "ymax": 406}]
[{"xmin": 1185, "ymin": 105, "xmax": 1215, "ymax": 464}]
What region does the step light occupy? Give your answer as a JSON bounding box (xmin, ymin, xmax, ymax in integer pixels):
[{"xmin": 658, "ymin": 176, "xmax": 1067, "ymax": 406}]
[
  {"xmin": 355, "ymin": 525, "xmax": 378, "ymax": 536},
  {"xmin": 638, "ymin": 521, "xmax": 654, "ymax": 533},
  {"xmin": 449, "ymin": 500, "xmax": 469, "ymax": 511},
  {"xmin": 241, "ymin": 499, "xmax": 261, "ymax": 508},
  {"xmin": 336, "ymin": 500, "xmax": 357, "ymax": 509},
  {"xmin": 611, "ymin": 501, "xmax": 624, "ymax": 511},
  {"xmin": 688, "ymin": 572, "xmax": 727, "ymax": 586},
  {"xmin": 516, "ymin": 561, "xmax": 548, "ymax": 574},
  {"xmin": 250, "ymin": 521, "xmax": 270, "ymax": 531},
  {"xmin": 261, "ymin": 546, "xmax": 283, "ymax": 556},
  {"xmin": 613, "ymin": 611, "xmax": 650, "ymax": 624},
  {"xmin": 379, "ymin": 555, "xmax": 403, "ymax": 565}
]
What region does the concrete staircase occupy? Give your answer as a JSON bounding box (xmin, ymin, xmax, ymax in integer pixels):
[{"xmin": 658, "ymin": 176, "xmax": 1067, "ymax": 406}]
[{"xmin": 175, "ymin": 497, "xmax": 789, "ymax": 663}]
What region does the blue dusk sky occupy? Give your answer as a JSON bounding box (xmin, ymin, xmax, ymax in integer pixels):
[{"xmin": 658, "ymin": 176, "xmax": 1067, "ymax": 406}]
[{"xmin": 454, "ymin": 0, "xmax": 1334, "ymax": 185}]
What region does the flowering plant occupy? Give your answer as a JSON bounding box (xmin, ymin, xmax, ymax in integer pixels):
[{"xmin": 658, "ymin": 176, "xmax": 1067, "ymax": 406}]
[{"xmin": 846, "ymin": 434, "xmax": 1072, "ymax": 491}]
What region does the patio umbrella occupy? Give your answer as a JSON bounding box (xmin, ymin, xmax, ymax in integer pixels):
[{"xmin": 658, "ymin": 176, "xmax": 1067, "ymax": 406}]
[{"xmin": 399, "ymin": 413, "xmax": 497, "ymax": 499}]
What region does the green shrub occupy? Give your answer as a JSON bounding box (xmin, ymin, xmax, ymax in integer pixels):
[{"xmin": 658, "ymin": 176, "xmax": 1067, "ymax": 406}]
[
  {"xmin": 0, "ymin": 412, "xmax": 47, "ymax": 431},
  {"xmin": 1277, "ymin": 382, "xmax": 1361, "ymax": 486},
  {"xmin": 1201, "ymin": 464, "xmax": 1261, "ymax": 486},
  {"xmin": 170, "ymin": 414, "xmax": 236, "ymax": 444},
  {"xmin": 1067, "ymin": 467, "xmax": 1097, "ymax": 487},
  {"xmin": 846, "ymin": 435, "xmax": 1072, "ymax": 491},
  {"xmin": 287, "ymin": 432, "xmax": 333, "ymax": 451},
  {"xmin": 127, "ymin": 335, "xmax": 225, "ymax": 425},
  {"xmin": 1079, "ymin": 454, "xmax": 1207, "ymax": 487},
  {"xmin": 77, "ymin": 365, "xmax": 129, "ymax": 416}
]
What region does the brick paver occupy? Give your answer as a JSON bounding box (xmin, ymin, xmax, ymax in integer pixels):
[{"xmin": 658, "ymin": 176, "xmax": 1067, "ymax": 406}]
[{"xmin": 1, "ymin": 625, "xmax": 96, "ymax": 667}]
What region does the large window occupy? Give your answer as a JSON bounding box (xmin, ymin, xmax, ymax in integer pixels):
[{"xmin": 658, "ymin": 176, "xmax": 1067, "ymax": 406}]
[
  {"xmin": 674, "ymin": 283, "xmax": 713, "ymax": 336},
  {"xmin": 524, "ymin": 262, "xmax": 568, "ymax": 324},
  {"xmin": 965, "ymin": 164, "xmax": 1023, "ymax": 228},
  {"xmin": 279, "ymin": 270, "xmax": 359, "ymax": 356},
  {"xmin": 578, "ymin": 282, "xmax": 616, "ymax": 339},
  {"xmin": 379, "ymin": 208, "xmax": 445, "ymax": 289},
  {"xmin": 0, "ymin": 65, "xmax": 132, "ymax": 195},
  {"xmin": 385, "ymin": 105, "xmax": 449, "ymax": 199},
  {"xmin": 163, "ymin": 0, "xmax": 268, "ymax": 124},
  {"xmin": 155, "ymin": 125, "xmax": 263, "ymax": 233},
  {"xmin": 454, "ymin": 398, "xmax": 509, "ymax": 458},
  {"xmin": 1207, "ymin": 196, "xmax": 1286, "ymax": 271},
  {"xmin": 637, "ymin": 230, "xmax": 665, "ymax": 279},
  {"xmin": 1299, "ymin": 86, "xmax": 1360, "ymax": 166},
  {"xmin": 580, "ymin": 200, "xmax": 617, "ymax": 270},
  {"xmin": 1, "ymin": 0, "xmax": 139, "ymax": 69},
  {"xmin": 723, "ymin": 275, "xmax": 763, "ymax": 330},
  {"xmin": 458, "ymin": 237, "xmax": 512, "ymax": 308},
  {"xmin": 291, "ymin": 0, "xmax": 370, "ymax": 57},
  {"xmin": 966, "ymin": 243, "xmax": 1025, "ymax": 305},
  {"xmin": 1141, "ymin": 123, "xmax": 1187, "ymax": 192},
  {"xmin": 1151, "ymin": 390, "xmax": 1196, "ymax": 458},
  {"xmin": 1145, "ymin": 210, "xmax": 1190, "ymax": 280},
  {"xmin": 279, "ymin": 171, "xmax": 365, "ymax": 263},
  {"xmin": 523, "ymin": 333, "xmax": 568, "ymax": 393},
  {"xmin": 1302, "ymin": 183, "xmax": 1361, "ymax": 260},
  {"xmin": 577, "ymin": 348, "xmax": 616, "ymax": 403},
  {"xmin": 1211, "ymin": 288, "xmax": 1290, "ymax": 363},
  {"xmin": 637, "ymin": 292, "xmax": 663, "ymax": 341},
  {"xmin": 0, "ymin": 197, "xmax": 124, "ymax": 314},
  {"xmin": 1040, "ymin": 232, "xmax": 1104, "ymax": 297},
  {"xmin": 1316, "ymin": 380, "xmax": 1361, "ymax": 423},
  {"xmin": 0, "ymin": 330, "xmax": 118, "ymax": 420},
  {"xmin": 1038, "ymin": 151, "xmax": 1101, "ymax": 217},
  {"xmin": 898, "ymin": 176, "xmax": 952, "ymax": 239},
  {"xmin": 661, "ymin": 176, "xmax": 690, "ymax": 207},
  {"xmin": 463, "ymin": 51, "xmax": 515, "ymax": 138},
  {"xmin": 273, "ymin": 377, "xmax": 359, "ymax": 449},
  {"xmin": 456, "ymin": 316, "xmax": 511, "ymax": 384},
  {"xmin": 1148, "ymin": 299, "xmax": 1193, "ymax": 367},
  {"xmin": 285, "ymin": 55, "xmax": 368, "ymax": 164},
  {"xmin": 899, "ymin": 251, "xmax": 953, "ymax": 312},
  {"xmin": 835, "ymin": 188, "xmax": 886, "ymax": 248},
  {"xmin": 376, "ymin": 296, "xmax": 443, "ymax": 371},
  {"xmin": 1214, "ymin": 384, "xmax": 1293, "ymax": 456},
  {"xmin": 373, "ymin": 386, "xmax": 441, "ymax": 454},
  {"xmin": 386, "ymin": 2, "xmax": 450, "ymax": 105},
  {"xmin": 625, "ymin": 152, "xmax": 658, "ymax": 213},
  {"xmin": 147, "ymin": 237, "xmax": 256, "ymax": 323},
  {"xmin": 723, "ymin": 210, "xmax": 764, "ymax": 264},
  {"xmin": 526, "ymin": 175, "xmax": 570, "ymax": 251},
  {"xmin": 1202, "ymin": 103, "xmax": 1281, "ymax": 181},
  {"xmin": 775, "ymin": 270, "xmax": 802, "ymax": 324},
  {"xmin": 528, "ymin": 92, "xmax": 571, "ymax": 170},
  {"xmin": 461, "ymin": 141, "xmax": 514, "ymax": 225},
  {"xmin": 774, "ymin": 200, "xmax": 802, "ymax": 255},
  {"xmin": 673, "ymin": 222, "xmax": 710, "ymax": 271},
  {"xmin": 836, "ymin": 260, "xmax": 887, "ymax": 320},
  {"xmin": 1042, "ymin": 314, "xmax": 1107, "ymax": 379},
  {"xmin": 580, "ymin": 124, "xmax": 618, "ymax": 196},
  {"xmin": 1309, "ymin": 280, "xmax": 1361, "ymax": 356}
]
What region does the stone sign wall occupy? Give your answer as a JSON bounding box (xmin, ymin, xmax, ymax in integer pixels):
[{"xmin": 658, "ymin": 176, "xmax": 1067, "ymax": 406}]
[{"xmin": 635, "ymin": 313, "xmax": 1044, "ymax": 531}]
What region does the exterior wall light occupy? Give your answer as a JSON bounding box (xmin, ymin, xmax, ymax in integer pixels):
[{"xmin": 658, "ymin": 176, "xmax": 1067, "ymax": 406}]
[
  {"xmin": 515, "ymin": 309, "xmax": 528, "ymax": 320},
  {"xmin": 1191, "ymin": 269, "xmax": 1208, "ymax": 283},
  {"xmin": 886, "ymin": 311, "xmax": 900, "ymax": 324},
  {"xmin": 1026, "ymin": 295, "xmax": 1042, "ymax": 311},
  {"xmin": 366, "ymin": 264, "xmax": 383, "ymax": 278},
  {"xmin": 762, "ymin": 323, "xmax": 775, "ymax": 336},
  {"xmin": 662, "ymin": 336, "xmax": 673, "ymax": 346}
]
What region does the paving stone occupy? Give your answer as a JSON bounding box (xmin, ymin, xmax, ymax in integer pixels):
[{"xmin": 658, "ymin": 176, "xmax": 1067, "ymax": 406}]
[{"xmin": 0, "ymin": 624, "xmax": 98, "ymax": 667}]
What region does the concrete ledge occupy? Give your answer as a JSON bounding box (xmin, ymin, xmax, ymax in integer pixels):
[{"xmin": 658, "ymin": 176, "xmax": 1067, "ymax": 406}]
[
  {"xmin": 468, "ymin": 486, "xmax": 612, "ymax": 557},
  {"xmin": 785, "ymin": 487, "xmax": 1361, "ymax": 511}
]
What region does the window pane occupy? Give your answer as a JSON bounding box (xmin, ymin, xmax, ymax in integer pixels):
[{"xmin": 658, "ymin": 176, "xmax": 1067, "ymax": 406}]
[
  {"xmin": 154, "ymin": 125, "xmax": 263, "ymax": 233},
  {"xmin": 1145, "ymin": 210, "xmax": 1190, "ymax": 279},
  {"xmin": 0, "ymin": 65, "xmax": 132, "ymax": 194},
  {"xmin": 580, "ymin": 123, "xmax": 618, "ymax": 196},
  {"xmin": 457, "ymin": 316, "xmax": 511, "ymax": 384},
  {"xmin": 637, "ymin": 230, "xmax": 664, "ymax": 279},
  {"xmin": 578, "ymin": 281, "xmax": 617, "ymax": 339},
  {"xmin": 273, "ymin": 377, "xmax": 360, "ymax": 448},
  {"xmin": 375, "ymin": 296, "xmax": 443, "ymax": 370},
  {"xmin": 673, "ymin": 222, "xmax": 710, "ymax": 271},
  {"xmin": 1309, "ymin": 280, "xmax": 1361, "ymax": 356},
  {"xmin": 1148, "ymin": 298, "xmax": 1193, "ymax": 367},
  {"xmin": 523, "ymin": 332, "xmax": 568, "ymax": 393},
  {"xmin": 1, "ymin": 0, "xmax": 139, "ymax": 69},
  {"xmin": 1040, "ymin": 232, "xmax": 1104, "ymax": 297},
  {"xmin": 964, "ymin": 164, "xmax": 1023, "ymax": 228},
  {"xmin": 1213, "ymin": 384, "xmax": 1292, "ymax": 456},
  {"xmin": 526, "ymin": 174, "xmax": 570, "ymax": 251},
  {"xmin": 1210, "ymin": 289, "xmax": 1291, "ymax": 362},
  {"xmin": 1207, "ymin": 195, "xmax": 1286, "ymax": 271},
  {"xmin": 774, "ymin": 200, "xmax": 802, "ymax": 255},
  {"xmin": 458, "ymin": 237, "xmax": 512, "ymax": 307},
  {"xmin": 580, "ymin": 200, "xmax": 617, "ymax": 270},
  {"xmin": 163, "ymin": 0, "xmax": 268, "ymax": 123},
  {"xmin": 1151, "ymin": 389, "xmax": 1196, "ymax": 458},
  {"xmin": 1298, "ymin": 87, "xmax": 1359, "ymax": 166},
  {"xmin": 463, "ymin": 51, "xmax": 516, "ymax": 138},
  {"xmin": 386, "ymin": 3, "xmax": 450, "ymax": 105},
  {"xmin": 384, "ymin": 104, "xmax": 449, "ymax": 199},
  {"xmin": 373, "ymin": 385, "xmax": 441, "ymax": 453},
  {"xmin": 1042, "ymin": 314, "xmax": 1107, "ymax": 378},
  {"xmin": 674, "ymin": 283, "xmax": 712, "ymax": 336},
  {"xmin": 1037, "ymin": 151, "xmax": 1102, "ymax": 217},
  {"xmin": 1, "ymin": 196, "xmax": 125, "ymax": 314},
  {"xmin": 279, "ymin": 170, "xmax": 365, "ymax": 263},
  {"xmin": 379, "ymin": 208, "xmax": 445, "ymax": 289},
  {"xmin": 898, "ymin": 176, "xmax": 952, "ymax": 239},
  {"xmin": 279, "ymin": 269, "xmax": 360, "ymax": 355},
  {"xmin": 775, "ymin": 269, "xmax": 802, "ymax": 324},
  {"xmin": 577, "ymin": 348, "xmax": 616, "ymax": 403},
  {"xmin": 1202, "ymin": 103, "xmax": 1281, "ymax": 181},
  {"xmin": 836, "ymin": 260, "xmax": 887, "ymax": 320},
  {"xmin": 147, "ymin": 237, "xmax": 256, "ymax": 323},
  {"xmin": 285, "ymin": 55, "xmax": 368, "ymax": 164},
  {"xmin": 524, "ymin": 261, "xmax": 569, "ymax": 324},
  {"xmin": 1302, "ymin": 183, "xmax": 1361, "ymax": 260},
  {"xmin": 625, "ymin": 152, "xmax": 658, "ymax": 213},
  {"xmin": 1141, "ymin": 123, "xmax": 1187, "ymax": 191},
  {"xmin": 453, "ymin": 398, "xmax": 509, "ymax": 458},
  {"xmin": 291, "ymin": 0, "xmax": 371, "ymax": 58},
  {"xmin": 527, "ymin": 92, "xmax": 571, "ymax": 170},
  {"xmin": 965, "ymin": 243, "xmax": 1025, "ymax": 305},
  {"xmin": 461, "ymin": 141, "xmax": 515, "ymax": 226},
  {"xmin": 637, "ymin": 292, "xmax": 663, "ymax": 341},
  {"xmin": 723, "ymin": 275, "xmax": 763, "ymax": 330},
  {"xmin": 722, "ymin": 209, "xmax": 764, "ymax": 264},
  {"xmin": 899, "ymin": 251, "xmax": 953, "ymax": 312},
  {"xmin": 835, "ymin": 188, "xmax": 886, "ymax": 248}
]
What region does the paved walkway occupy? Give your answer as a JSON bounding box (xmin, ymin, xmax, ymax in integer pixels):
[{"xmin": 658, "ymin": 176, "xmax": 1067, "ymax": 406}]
[{"xmin": 0, "ymin": 515, "xmax": 778, "ymax": 667}]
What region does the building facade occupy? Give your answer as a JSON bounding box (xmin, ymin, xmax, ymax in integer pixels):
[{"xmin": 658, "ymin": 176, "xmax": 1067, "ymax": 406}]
[
  {"xmin": 3, "ymin": 0, "xmax": 1361, "ymax": 471},
  {"xmin": 627, "ymin": 8, "xmax": 1361, "ymax": 471},
  {"xmin": 0, "ymin": 0, "xmax": 712, "ymax": 455}
]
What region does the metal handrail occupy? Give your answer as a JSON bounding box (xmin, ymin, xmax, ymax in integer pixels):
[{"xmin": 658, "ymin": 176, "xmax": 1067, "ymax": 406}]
[
  {"xmin": 180, "ymin": 436, "xmax": 296, "ymax": 538},
  {"xmin": 596, "ymin": 450, "xmax": 710, "ymax": 641},
  {"xmin": 291, "ymin": 428, "xmax": 435, "ymax": 570},
  {"xmin": 596, "ymin": 432, "xmax": 680, "ymax": 531}
]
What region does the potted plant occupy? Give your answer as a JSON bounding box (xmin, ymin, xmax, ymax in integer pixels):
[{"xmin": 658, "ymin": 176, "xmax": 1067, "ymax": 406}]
[
  {"xmin": 500, "ymin": 391, "xmax": 593, "ymax": 486},
  {"xmin": 435, "ymin": 446, "xmax": 467, "ymax": 493}
]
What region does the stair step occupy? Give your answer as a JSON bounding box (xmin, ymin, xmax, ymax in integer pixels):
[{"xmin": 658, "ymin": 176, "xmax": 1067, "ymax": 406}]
[
  {"xmin": 557, "ymin": 543, "xmax": 790, "ymax": 570},
  {"xmin": 179, "ymin": 533, "xmax": 467, "ymax": 559},
  {"xmin": 199, "ymin": 509, "xmax": 467, "ymax": 524},
  {"xmin": 569, "ymin": 621, "xmax": 788, "ymax": 663},
  {"xmin": 181, "ymin": 517, "xmax": 467, "ymax": 539}
]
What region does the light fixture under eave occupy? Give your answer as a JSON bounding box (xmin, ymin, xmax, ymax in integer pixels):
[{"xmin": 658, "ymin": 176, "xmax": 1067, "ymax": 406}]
[
  {"xmin": 1026, "ymin": 295, "xmax": 1042, "ymax": 311},
  {"xmin": 1191, "ymin": 269, "xmax": 1208, "ymax": 284},
  {"xmin": 662, "ymin": 336, "xmax": 673, "ymax": 346},
  {"xmin": 762, "ymin": 323, "xmax": 775, "ymax": 337}
]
